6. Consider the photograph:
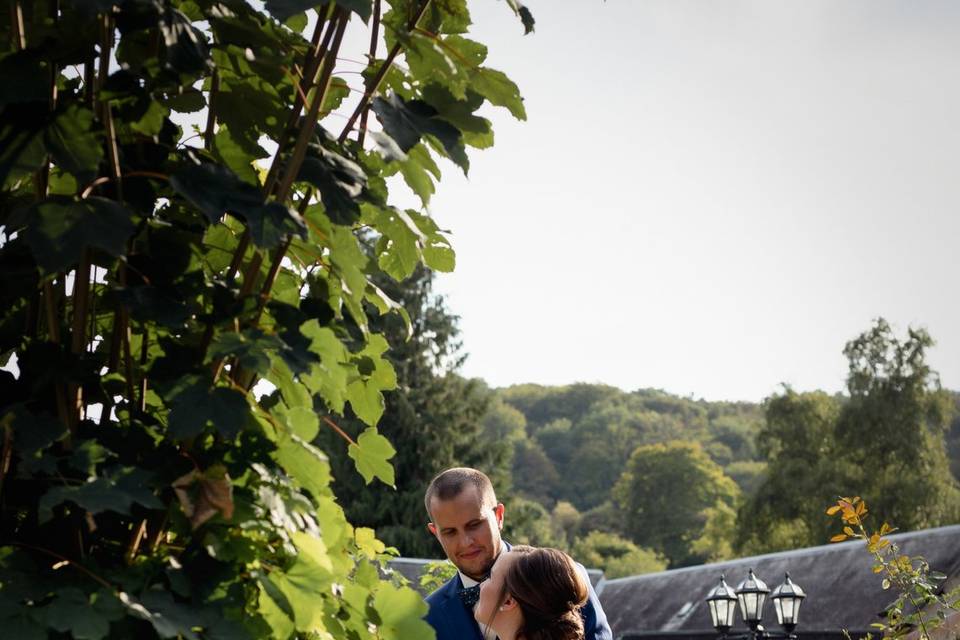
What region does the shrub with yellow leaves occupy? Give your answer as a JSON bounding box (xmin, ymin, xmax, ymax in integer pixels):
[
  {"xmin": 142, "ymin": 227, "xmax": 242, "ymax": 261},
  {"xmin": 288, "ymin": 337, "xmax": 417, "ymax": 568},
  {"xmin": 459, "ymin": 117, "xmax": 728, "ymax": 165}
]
[{"xmin": 827, "ymin": 497, "xmax": 960, "ymax": 640}]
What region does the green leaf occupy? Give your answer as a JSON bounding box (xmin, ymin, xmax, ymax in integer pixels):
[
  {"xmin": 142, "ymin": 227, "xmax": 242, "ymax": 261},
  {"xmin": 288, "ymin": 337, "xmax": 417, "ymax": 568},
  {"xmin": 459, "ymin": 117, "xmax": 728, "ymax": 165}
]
[
  {"xmin": 45, "ymin": 587, "xmax": 124, "ymax": 640},
  {"xmin": 159, "ymin": 7, "xmax": 212, "ymax": 75},
  {"xmin": 44, "ymin": 105, "xmax": 103, "ymax": 184},
  {"xmin": 0, "ymin": 51, "xmax": 48, "ymax": 106},
  {"xmin": 347, "ymin": 426, "xmax": 396, "ymax": 486},
  {"xmin": 171, "ymin": 160, "xmax": 306, "ymax": 248},
  {"xmin": 265, "ymin": 0, "xmax": 372, "ymax": 22},
  {"xmin": 9, "ymin": 409, "xmax": 68, "ymax": 454},
  {"xmin": 504, "ymin": 0, "xmax": 536, "ymax": 34},
  {"xmin": 273, "ymin": 434, "xmax": 331, "ymax": 499},
  {"xmin": 68, "ymin": 440, "xmax": 114, "ymax": 477},
  {"xmin": 168, "ymin": 381, "xmax": 251, "ymax": 440},
  {"xmin": 0, "ymin": 105, "xmax": 47, "ymax": 187},
  {"xmin": 257, "ymin": 582, "xmax": 295, "ymax": 640},
  {"xmin": 372, "ymin": 94, "xmax": 467, "ymax": 171},
  {"xmin": 208, "ymin": 329, "xmax": 285, "ymax": 377},
  {"xmin": 39, "ymin": 467, "xmax": 162, "ymax": 522},
  {"xmin": 372, "ymin": 582, "xmax": 434, "ymax": 640},
  {"xmin": 471, "ymin": 67, "xmax": 526, "ymax": 120},
  {"xmin": 19, "ymin": 197, "xmax": 136, "ymax": 273},
  {"xmin": 300, "ymin": 321, "xmax": 351, "ymax": 414},
  {"xmin": 398, "ymin": 144, "xmax": 439, "ymax": 206},
  {"xmin": 270, "ymin": 532, "xmax": 334, "ymax": 631},
  {"xmin": 297, "ymin": 142, "xmax": 367, "ymax": 225},
  {"xmin": 213, "ymin": 124, "xmax": 262, "ymax": 185}
]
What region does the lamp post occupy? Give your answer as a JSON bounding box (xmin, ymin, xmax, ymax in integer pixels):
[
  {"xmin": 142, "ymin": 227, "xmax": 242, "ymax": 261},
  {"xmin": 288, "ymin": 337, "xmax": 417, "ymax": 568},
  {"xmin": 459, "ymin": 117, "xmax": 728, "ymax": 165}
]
[{"xmin": 706, "ymin": 570, "xmax": 806, "ymax": 640}]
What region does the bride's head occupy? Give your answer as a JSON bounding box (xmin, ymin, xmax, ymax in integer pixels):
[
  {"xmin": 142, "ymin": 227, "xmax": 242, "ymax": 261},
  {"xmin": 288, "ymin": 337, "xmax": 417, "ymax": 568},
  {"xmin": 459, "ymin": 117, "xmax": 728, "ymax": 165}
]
[{"xmin": 475, "ymin": 546, "xmax": 589, "ymax": 640}]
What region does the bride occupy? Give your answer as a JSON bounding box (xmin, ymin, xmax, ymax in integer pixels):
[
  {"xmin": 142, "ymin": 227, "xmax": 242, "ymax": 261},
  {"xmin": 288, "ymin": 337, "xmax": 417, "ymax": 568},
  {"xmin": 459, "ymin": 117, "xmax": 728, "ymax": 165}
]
[{"xmin": 475, "ymin": 545, "xmax": 590, "ymax": 640}]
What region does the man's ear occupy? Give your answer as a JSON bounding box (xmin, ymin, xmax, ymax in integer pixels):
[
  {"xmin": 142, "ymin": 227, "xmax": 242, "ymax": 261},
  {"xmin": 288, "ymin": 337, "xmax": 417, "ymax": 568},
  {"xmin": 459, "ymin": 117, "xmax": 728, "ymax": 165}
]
[
  {"xmin": 427, "ymin": 522, "xmax": 437, "ymax": 537},
  {"xmin": 493, "ymin": 503, "xmax": 505, "ymax": 530}
]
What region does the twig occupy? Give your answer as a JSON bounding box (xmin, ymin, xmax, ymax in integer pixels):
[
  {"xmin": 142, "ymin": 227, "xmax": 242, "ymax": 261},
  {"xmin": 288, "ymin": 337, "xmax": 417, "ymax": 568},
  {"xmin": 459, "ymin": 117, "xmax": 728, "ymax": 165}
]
[
  {"xmin": 204, "ymin": 70, "xmax": 219, "ymax": 149},
  {"xmin": 124, "ymin": 519, "xmax": 148, "ymax": 565},
  {"xmin": 9, "ymin": 1, "xmax": 25, "ymax": 50},
  {"xmin": 338, "ymin": 0, "xmax": 432, "ymax": 144},
  {"xmin": 356, "ymin": 0, "xmax": 382, "ymax": 147},
  {"xmin": 5, "ymin": 541, "xmax": 114, "ymax": 590},
  {"xmin": 323, "ymin": 416, "xmax": 356, "ymax": 446}
]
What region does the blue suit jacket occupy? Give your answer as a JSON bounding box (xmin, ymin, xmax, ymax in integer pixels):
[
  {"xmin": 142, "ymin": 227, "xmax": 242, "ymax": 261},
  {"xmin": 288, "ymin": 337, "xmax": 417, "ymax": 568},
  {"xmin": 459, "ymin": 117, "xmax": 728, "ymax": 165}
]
[{"xmin": 425, "ymin": 545, "xmax": 613, "ymax": 640}]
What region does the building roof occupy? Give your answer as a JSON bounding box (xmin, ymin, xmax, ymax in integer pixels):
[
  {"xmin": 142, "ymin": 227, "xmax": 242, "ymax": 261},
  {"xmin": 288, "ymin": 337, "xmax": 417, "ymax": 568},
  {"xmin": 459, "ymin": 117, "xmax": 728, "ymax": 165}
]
[{"xmin": 599, "ymin": 525, "xmax": 960, "ymax": 639}]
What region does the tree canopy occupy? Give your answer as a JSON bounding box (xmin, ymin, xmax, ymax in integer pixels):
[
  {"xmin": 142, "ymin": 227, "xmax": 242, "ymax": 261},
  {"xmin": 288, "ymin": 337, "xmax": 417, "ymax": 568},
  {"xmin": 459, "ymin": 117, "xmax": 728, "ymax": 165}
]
[{"xmin": 0, "ymin": 0, "xmax": 531, "ymax": 637}]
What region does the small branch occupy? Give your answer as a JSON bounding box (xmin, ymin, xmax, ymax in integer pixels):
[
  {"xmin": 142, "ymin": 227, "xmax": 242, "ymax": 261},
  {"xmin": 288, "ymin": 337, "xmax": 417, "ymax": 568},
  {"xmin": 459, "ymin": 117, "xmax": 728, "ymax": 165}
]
[
  {"xmin": 356, "ymin": 0, "xmax": 382, "ymax": 148},
  {"xmin": 124, "ymin": 519, "xmax": 148, "ymax": 565},
  {"xmin": 68, "ymin": 250, "xmax": 93, "ymax": 431},
  {"xmin": 137, "ymin": 328, "xmax": 149, "ymax": 413},
  {"xmin": 0, "ymin": 422, "xmax": 12, "ymax": 503},
  {"xmin": 80, "ymin": 171, "xmax": 168, "ymax": 200},
  {"xmin": 5, "ymin": 541, "xmax": 114, "ymax": 590},
  {"xmin": 338, "ymin": 0, "xmax": 432, "ymax": 144},
  {"xmin": 9, "ymin": 1, "xmax": 25, "ymax": 50},
  {"xmin": 204, "ymin": 70, "xmax": 219, "ymax": 150},
  {"xmin": 323, "ymin": 416, "xmax": 356, "ymax": 446},
  {"xmin": 264, "ymin": 3, "xmax": 337, "ymax": 197},
  {"xmin": 274, "ymin": 11, "xmax": 350, "ymax": 202}
]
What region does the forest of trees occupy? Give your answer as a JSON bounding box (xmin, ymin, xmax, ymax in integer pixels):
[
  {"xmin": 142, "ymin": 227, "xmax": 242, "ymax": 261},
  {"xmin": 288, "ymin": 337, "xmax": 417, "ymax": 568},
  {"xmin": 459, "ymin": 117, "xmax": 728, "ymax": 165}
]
[{"xmin": 335, "ymin": 272, "xmax": 960, "ymax": 577}]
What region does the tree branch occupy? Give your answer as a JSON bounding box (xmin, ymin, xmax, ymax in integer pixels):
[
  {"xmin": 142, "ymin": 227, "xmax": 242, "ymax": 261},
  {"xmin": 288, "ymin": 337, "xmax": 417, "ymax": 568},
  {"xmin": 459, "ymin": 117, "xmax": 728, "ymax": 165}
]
[
  {"xmin": 356, "ymin": 0, "xmax": 382, "ymax": 148},
  {"xmin": 338, "ymin": 0, "xmax": 432, "ymax": 144}
]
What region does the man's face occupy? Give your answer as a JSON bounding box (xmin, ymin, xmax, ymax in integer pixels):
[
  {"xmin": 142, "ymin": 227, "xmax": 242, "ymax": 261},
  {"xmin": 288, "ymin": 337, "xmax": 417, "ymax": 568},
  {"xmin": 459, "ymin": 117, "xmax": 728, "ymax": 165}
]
[{"xmin": 427, "ymin": 485, "xmax": 505, "ymax": 581}]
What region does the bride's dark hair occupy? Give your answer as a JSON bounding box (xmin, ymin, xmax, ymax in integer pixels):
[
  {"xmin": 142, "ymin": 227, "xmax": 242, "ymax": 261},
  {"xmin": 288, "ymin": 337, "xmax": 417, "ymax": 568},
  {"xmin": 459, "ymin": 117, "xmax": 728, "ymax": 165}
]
[{"xmin": 498, "ymin": 545, "xmax": 589, "ymax": 640}]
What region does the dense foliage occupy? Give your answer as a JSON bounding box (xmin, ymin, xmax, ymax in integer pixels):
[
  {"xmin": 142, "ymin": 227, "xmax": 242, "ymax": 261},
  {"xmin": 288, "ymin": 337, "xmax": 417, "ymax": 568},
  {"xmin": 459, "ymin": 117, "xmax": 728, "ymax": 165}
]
[
  {"xmin": 316, "ymin": 266, "xmax": 511, "ymax": 558},
  {"xmin": 738, "ymin": 319, "xmax": 960, "ymax": 554},
  {"xmin": 0, "ymin": 0, "xmax": 531, "ymax": 637}
]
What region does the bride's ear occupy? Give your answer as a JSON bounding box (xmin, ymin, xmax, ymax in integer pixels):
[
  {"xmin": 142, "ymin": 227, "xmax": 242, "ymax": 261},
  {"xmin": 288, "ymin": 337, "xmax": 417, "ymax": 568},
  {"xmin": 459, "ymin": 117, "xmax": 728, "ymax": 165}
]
[{"xmin": 499, "ymin": 594, "xmax": 519, "ymax": 612}]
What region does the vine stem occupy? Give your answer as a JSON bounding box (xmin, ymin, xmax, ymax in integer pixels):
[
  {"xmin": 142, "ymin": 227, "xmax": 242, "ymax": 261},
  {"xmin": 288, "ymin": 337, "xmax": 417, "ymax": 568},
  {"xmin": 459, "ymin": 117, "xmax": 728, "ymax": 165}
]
[
  {"xmin": 9, "ymin": 1, "xmax": 25, "ymax": 50},
  {"xmin": 323, "ymin": 416, "xmax": 357, "ymax": 446},
  {"xmin": 356, "ymin": 0, "xmax": 382, "ymax": 147},
  {"xmin": 338, "ymin": 0, "xmax": 432, "ymax": 144}
]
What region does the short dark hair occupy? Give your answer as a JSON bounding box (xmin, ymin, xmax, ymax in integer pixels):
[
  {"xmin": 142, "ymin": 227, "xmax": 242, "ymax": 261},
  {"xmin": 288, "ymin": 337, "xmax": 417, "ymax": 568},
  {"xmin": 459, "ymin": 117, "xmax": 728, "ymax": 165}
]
[{"xmin": 424, "ymin": 467, "xmax": 497, "ymax": 518}]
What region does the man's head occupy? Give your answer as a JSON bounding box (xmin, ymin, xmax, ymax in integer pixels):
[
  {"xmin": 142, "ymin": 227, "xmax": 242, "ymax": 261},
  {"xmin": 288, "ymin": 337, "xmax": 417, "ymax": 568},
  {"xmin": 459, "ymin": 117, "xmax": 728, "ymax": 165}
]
[{"xmin": 425, "ymin": 467, "xmax": 505, "ymax": 581}]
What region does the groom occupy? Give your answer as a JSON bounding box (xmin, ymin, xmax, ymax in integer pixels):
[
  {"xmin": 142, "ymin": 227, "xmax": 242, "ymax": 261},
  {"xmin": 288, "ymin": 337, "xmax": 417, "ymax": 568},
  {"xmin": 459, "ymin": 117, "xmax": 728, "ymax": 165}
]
[{"xmin": 423, "ymin": 467, "xmax": 612, "ymax": 640}]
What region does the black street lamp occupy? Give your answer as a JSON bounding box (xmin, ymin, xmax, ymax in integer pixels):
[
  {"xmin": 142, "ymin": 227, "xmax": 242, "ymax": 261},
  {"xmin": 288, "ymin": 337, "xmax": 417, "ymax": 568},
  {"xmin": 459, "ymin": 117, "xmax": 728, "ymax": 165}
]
[
  {"xmin": 706, "ymin": 575, "xmax": 738, "ymax": 634},
  {"xmin": 770, "ymin": 573, "xmax": 806, "ymax": 634},
  {"xmin": 735, "ymin": 569, "xmax": 770, "ymax": 631},
  {"xmin": 706, "ymin": 570, "xmax": 806, "ymax": 640}
]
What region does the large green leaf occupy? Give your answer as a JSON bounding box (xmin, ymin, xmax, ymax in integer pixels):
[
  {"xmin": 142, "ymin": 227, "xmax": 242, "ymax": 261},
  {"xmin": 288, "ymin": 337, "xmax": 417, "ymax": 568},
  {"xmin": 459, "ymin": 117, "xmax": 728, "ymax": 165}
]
[
  {"xmin": 39, "ymin": 467, "xmax": 162, "ymax": 522},
  {"xmin": 44, "ymin": 587, "xmax": 124, "ymax": 640},
  {"xmin": 273, "ymin": 434, "xmax": 331, "ymax": 499},
  {"xmin": 371, "ymin": 93, "xmax": 465, "ymax": 170},
  {"xmin": 470, "ymin": 66, "xmax": 527, "ymax": 120},
  {"xmin": 18, "ymin": 196, "xmax": 136, "ymax": 273},
  {"xmin": 167, "ymin": 378, "xmax": 252, "ymax": 440},
  {"xmin": 372, "ymin": 582, "xmax": 434, "ymax": 640},
  {"xmin": 347, "ymin": 427, "xmax": 396, "ymax": 487},
  {"xmin": 296, "ymin": 142, "xmax": 367, "ymax": 225},
  {"xmin": 170, "ymin": 160, "xmax": 306, "ymax": 248},
  {"xmin": 265, "ymin": 0, "xmax": 373, "ymax": 22}
]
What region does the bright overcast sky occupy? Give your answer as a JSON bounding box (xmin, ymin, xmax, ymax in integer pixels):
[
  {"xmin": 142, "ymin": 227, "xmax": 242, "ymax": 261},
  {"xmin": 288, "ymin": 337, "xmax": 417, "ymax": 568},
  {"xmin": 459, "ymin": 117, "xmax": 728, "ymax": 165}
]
[{"xmin": 374, "ymin": 0, "xmax": 960, "ymax": 402}]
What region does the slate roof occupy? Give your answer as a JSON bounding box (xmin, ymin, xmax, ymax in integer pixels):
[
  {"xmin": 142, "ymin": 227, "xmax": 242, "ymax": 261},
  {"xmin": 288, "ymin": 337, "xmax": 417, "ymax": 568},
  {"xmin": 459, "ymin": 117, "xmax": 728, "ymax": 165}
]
[{"xmin": 599, "ymin": 525, "xmax": 960, "ymax": 640}]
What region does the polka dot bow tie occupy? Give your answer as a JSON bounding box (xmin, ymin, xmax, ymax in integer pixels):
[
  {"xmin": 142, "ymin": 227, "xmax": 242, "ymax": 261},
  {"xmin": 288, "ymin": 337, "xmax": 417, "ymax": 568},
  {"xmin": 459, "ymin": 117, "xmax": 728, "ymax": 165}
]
[{"xmin": 458, "ymin": 584, "xmax": 481, "ymax": 608}]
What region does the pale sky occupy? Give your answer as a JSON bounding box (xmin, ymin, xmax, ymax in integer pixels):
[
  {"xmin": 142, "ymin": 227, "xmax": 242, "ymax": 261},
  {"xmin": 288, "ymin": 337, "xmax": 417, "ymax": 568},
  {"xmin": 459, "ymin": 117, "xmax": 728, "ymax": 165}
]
[
  {"xmin": 7, "ymin": 2, "xmax": 957, "ymax": 404},
  {"xmin": 377, "ymin": 0, "xmax": 960, "ymax": 402}
]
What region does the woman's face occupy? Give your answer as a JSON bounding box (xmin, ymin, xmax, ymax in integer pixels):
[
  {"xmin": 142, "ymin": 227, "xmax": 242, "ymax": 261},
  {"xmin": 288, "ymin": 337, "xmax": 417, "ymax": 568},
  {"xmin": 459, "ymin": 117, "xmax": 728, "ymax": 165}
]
[{"xmin": 475, "ymin": 551, "xmax": 517, "ymax": 628}]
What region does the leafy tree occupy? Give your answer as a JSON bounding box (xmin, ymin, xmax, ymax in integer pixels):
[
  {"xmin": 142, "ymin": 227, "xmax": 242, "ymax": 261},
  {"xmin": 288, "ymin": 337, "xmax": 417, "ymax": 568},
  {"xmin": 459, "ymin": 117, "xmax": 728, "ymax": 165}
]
[
  {"xmin": 570, "ymin": 531, "xmax": 667, "ymax": 579},
  {"xmin": 739, "ymin": 319, "xmax": 960, "ymax": 554},
  {"xmin": 503, "ymin": 496, "xmax": 564, "ymax": 548},
  {"xmin": 317, "ymin": 266, "xmax": 510, "ymax": 558},
  {"xmin": 736, "ymin": 388, "xmax": 843, "ymax": 553},
  {"xmin": 0, "ymin": 0, "xmax": 530, "ymax": 638},
  {"xmin": 613, "ymin": 440, "xmax": 740, "ymax": 567},
  {"xmin": 511, "ymin": 438, "xmax": 560, "ymax": 505},
  {"xmin": 550, "ymin": 500, "xmax": 582, "ymax": 546},
  {"xmin": 834, "ymin": 319, "xmax": 960, "ymax": 530}
]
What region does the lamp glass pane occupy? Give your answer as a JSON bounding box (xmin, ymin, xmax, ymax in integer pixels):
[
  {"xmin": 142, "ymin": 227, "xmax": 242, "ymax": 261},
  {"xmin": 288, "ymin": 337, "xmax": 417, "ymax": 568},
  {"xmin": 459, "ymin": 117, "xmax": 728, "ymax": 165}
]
[
  {"xmin": 740, "ymin": 592, "xmax": 759, "ymax": 620},
  {"xmin": 756, "ymin": 593, "xmax": 766, "ymax": 618},
  {"xmin": 789, "ymin": 597, "xmax": 802, "ymax": 624},
  {"xmin": 723, "ymin": 600, "xmax": 737, "ymax": 627},
  {"xmin": 709, "ymin": 600, "xmax": 720, "ymax": 627},
  {"xmin": 774, "ymin": 598, "xmax": 784, "ymax": 625}
]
